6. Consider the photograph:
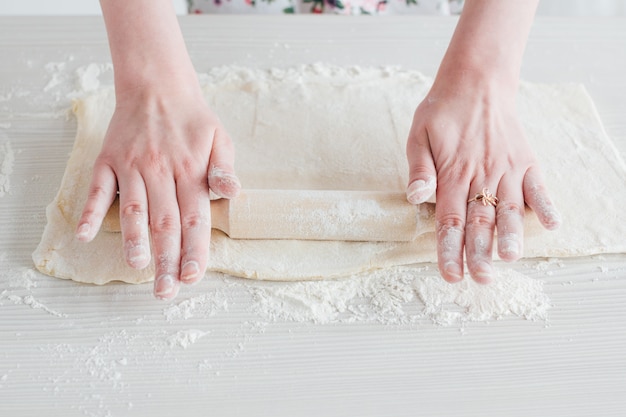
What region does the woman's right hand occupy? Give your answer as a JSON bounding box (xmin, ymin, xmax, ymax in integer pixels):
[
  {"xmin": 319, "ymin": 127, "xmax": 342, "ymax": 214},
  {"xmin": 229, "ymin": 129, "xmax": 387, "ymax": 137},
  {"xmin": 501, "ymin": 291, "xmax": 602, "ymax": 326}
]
[
  {"xmin": 76, "ymin": 84, "xmax": 240, "ymax": 300},
  {"xmin": 79, "ymin": 0, "xmax": 241, "ymax": 300}
]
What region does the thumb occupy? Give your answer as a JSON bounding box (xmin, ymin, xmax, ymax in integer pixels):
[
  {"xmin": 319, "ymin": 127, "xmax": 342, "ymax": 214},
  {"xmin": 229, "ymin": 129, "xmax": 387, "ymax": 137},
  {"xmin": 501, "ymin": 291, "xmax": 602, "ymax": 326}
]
[
  {"xmin": 406, "ymin": 128, "xmax": 437, "ymax": 204},
  {"xmin": 208, "ymin": 129, "xmax": 241, "ymax": 199}
]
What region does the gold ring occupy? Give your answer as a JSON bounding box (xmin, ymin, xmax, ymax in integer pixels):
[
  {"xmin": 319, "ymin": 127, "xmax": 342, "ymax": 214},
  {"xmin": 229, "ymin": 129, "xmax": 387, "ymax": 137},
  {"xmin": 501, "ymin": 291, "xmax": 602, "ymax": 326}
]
[{"xmin": 468, "ymin": 188, "xmax": 499, "ymax": 207}]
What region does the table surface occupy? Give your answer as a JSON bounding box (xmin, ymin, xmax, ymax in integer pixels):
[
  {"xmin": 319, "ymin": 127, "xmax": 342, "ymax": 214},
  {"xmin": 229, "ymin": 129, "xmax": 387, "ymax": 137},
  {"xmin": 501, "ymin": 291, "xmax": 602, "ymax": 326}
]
[{"xmin": 1, "ymin": 16, "xmax": 625, "ymax": 417}]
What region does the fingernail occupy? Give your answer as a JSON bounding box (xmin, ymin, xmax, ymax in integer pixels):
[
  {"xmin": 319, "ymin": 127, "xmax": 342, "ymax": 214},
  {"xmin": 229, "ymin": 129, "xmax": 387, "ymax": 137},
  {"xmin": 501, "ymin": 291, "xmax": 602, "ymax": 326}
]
[
  {"xmin": 443, "ymin": 261, "xmax": 463, "ymax": 283},
  {"xmin": 545, "ymin": 208, "xmax": 563, "ymax": 230},
  {"xmin": 180, "ymin": 261, "xmax": 200, "ymax": 283},
  {"xmin": 406, "ymin": 176, "xmax": 436, "ymax": 204},
  {"xmin": 76, "ymin": 223, "xmax": 91, "ymax": 240},
  {"xmin": 209, "ymin": 167, "xmax": 241, "ymax": 199},
  {"xmin": 154, "ymin": 274, "xmax": 178, "ymax": 300},
  {"xmin": 126, "ymin": 242, "xmax": 150, "ymax": 269},
  {"xmin": 475, "ymin": 261, "xmax": 493, "ymax": 283},
  {"xmin": 499, "ymin": 236, "xmax": 520, "ymax": 257}
]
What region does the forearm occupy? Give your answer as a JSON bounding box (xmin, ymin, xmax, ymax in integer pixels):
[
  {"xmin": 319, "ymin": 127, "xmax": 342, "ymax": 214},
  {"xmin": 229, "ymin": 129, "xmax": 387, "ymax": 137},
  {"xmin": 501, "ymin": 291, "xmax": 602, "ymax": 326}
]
[
  {"xmin": 100, "ymin": 0, "xmax": 198, "ymax": 98},
  {"xmin": 436, "ymin": 0, "xmax": 539, "ymax": 92}
]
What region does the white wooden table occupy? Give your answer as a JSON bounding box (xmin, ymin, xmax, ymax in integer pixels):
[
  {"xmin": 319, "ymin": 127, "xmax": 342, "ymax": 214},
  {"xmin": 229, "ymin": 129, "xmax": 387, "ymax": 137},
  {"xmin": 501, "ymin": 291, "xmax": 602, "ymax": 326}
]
[{"xmin": 0, "ymin": 16, "xmax": 625, "ymax": 417}]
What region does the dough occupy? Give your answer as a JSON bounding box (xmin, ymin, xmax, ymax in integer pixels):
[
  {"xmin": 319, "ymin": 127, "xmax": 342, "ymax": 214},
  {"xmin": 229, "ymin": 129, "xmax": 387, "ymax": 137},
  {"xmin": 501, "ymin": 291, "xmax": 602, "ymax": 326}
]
[{"xmin": 32, "ymin": 65, "xmax": 626, "ymax": 284}]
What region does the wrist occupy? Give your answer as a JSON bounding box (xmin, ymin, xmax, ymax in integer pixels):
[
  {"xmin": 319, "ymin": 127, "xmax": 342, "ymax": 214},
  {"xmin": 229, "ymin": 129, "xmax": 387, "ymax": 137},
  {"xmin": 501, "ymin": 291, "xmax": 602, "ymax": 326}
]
[
  {"xmin": 433, "ymin": 0, "xmax": 539, "ymax": 97},
  {"xmin": 113, "ymin": 58, "xmax": 199, "ymax": 102},
  {"xmin": 434, "ymin": 58, "xmax": 520, "ymax": 100},
  {"xmin": 101, "ymin": 0, "xmax": 199, "ymax": 101},
  {"xmin": 430, "ymin": 59, "xmax": 520, "ymax": 107}
]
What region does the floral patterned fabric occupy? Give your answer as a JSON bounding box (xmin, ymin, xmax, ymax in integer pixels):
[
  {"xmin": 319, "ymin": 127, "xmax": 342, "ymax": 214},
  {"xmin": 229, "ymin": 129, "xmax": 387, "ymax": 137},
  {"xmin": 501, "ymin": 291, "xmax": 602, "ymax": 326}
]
[{"xmin": 188, "ymin": 0, "xmax": 463, "ymax": 15}]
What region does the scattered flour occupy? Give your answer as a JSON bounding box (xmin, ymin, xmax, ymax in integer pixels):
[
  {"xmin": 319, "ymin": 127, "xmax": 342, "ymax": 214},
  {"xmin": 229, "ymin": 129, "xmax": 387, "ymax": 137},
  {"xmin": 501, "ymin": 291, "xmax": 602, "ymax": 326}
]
[
  {"xmin": 1, "ymin": 264, "xmax": 554, "ymax": 416},
  {"xmin": 0, "ymin": 265, "xmax": 67, "ymax": 318},
  {"xmin": 531, "ymin": 258, "xmax": 566, "ymax": 272},
  {"xmin": 39, "ymin": 330, "xmax": 135, "ymax": 414},
  {"xmin": 76, "ymin": 63, "xmax": 103, "ymax": 92},
  {"xmin": 245, "ymin": 266, "xmax": 551, "ymax": 325},
  {"xmin": 0, "ymin": 289, "xmax": 67, "ymax": 318},
  {"xmin": 5, "ymin": 266, "xmax": 39, "ymax": 290},
  {"xmin": 162, "ymin": 291, "xmax": 228, "ymax": 322},
  {"xmin": 38, "ymin": 60, "xmax": 113, "ymax": 108},
  {"xmin": 6, "ymin": 261, "xmax": 550, "ymax": 329},
  {"xmin": 5, "ymin": 294, "xmax": 68, "ymax": 318},
  {"xmin": 0, "ymin": 140, "xmax": 15, "ymax": 197},
  {"xmin": 43, "ymin": 61, "xmax": 68, "ymax": 92},
  {"xmin": 167, "ymin": 329, "xmax": 209, "ymax": 349}
]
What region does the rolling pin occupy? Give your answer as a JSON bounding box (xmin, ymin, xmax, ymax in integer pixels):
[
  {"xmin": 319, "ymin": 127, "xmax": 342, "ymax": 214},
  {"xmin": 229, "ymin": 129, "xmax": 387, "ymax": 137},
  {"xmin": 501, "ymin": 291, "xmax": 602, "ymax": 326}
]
[{"xmin": 101, "ymin": 189, "xmax": 434, "ymax": 242}]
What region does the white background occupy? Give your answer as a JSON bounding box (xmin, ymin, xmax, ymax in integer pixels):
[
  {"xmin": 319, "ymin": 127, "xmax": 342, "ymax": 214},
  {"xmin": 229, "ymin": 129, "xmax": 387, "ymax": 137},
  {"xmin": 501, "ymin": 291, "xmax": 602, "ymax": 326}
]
[{"xmin": 0, "ymin": 0, "xmax": 625, "ymax": 15}]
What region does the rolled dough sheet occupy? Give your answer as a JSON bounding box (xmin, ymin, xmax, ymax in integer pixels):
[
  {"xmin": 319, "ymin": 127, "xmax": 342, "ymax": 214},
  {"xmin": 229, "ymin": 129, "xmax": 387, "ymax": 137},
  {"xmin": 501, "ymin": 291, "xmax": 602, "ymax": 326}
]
[{"xmin": 32, "ymin": 65, "xmax": 626, "ymax": 284}]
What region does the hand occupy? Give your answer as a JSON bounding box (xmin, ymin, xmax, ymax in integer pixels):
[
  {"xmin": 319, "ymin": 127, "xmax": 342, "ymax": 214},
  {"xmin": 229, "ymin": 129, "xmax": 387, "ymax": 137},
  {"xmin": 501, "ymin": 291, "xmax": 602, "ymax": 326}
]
[
  {"xmin": 406, "ymin": 72, "xmax": 561, "ymax": 284},
  {"xmin": 75, "ymin": 86, "xmax": 240, "ymax": 299}
]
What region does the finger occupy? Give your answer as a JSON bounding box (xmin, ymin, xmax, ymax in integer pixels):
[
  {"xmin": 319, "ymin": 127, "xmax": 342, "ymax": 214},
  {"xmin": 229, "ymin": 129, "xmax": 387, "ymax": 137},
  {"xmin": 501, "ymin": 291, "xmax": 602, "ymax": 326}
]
[
  {"xmin": 435, "ymin": 180, "xmax": 467, "ymax": 283},
  {"xmin": 147, "ymin": 177, "xmax": 182, "ymax": 300},
  {"xmin": 523, "ymin": 166, "xmax": 562, "ymax": 230},
  {"xmin": 177, "ymin": 180, "xmax": 212, "ymax": 285},
  {"xmin": 76, "ymin": 163, "xmax": 118, "ymax": 242},
  {"xmin": 117, "ymin": 173, "xmax": 151, "ymax": 269},
  {"xmin": 465, "ymin": 185, "xmax": 497, "ymax": 284},
  {"xmin": 495, "ymin": 175, "xmax": 525, "ymax": 262},
  {"xmin": 406, "ymin": 128, "xmax": 437, "ymax": 204},
  {"xmin": 208, "ymin": 129, "xmax": 241, "ymax": 199}
]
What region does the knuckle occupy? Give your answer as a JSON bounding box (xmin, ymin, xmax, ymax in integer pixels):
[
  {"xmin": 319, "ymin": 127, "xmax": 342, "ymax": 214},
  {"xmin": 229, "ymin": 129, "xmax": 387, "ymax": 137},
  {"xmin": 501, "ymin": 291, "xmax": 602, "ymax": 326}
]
[
  {"xmin": 87, "ymin": 185, "xmax": 110, "ymax": 201},
  {"xmin": 120, "ymin": 148, "xmax": 168, "ymax": 175},
  {"xmin": 143, "ymin": 151, "xmax": 168, "ymax": 174},
  {"xmin": 79, "ymin": 207, "xmax": 103, "ymax": 222},
  {"xmin": 150, "ymin": 214, "xmax": 180, "ymax": 234},
  {"xmin": 466, "ymin": 212, "xmax": 493, "ymax": 229},
  {"xmin": 407, "ymin": 165, "xmax": 435, "ymax": 181},
  {"xmin": 436, "ymin": 214, "xmax": 465, "ymax": 232},
  {"xmin": 179, "ymin": 158, "xmax": 195, "ymax": 176},
  {"xmin": 121, "ymin": 153, "xmax": 138, "ymax": 168},
  {"xmin": 496, "ymin": 201, "xmax": 525, "ymax": 219},
  {"xmin": 181, "ymin": 211, "xmax": 210, "ymax": 230},
  {"xmin": 121, "ymin": 201, "xmax": 146, "ymax": 217}
]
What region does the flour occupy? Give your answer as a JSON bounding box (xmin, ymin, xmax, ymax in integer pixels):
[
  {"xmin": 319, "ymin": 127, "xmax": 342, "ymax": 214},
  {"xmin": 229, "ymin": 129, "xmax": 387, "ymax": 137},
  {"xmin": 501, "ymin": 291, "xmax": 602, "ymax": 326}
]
[
  {"xmin": 20, "ymin": 295, "xmax": 67, "ymax": 318},
  {"xmin": 76, "ymin": 63, "xmax": 104, "ymax": 92},
  {"xmin": 167, "ymin": 329, "xmax": 209, "ymax": 349},
  {"xmin": 162, "ymin": 291, "xmax": 229, "ymax": 322},
  {"xmin": 0, "ymin": 266, "xmax": 67, "ymax": 318},
  {"xmin": 154, "ymin": 265, "xmax": 552, "ymax": 327},
  {"xmin": 40, "ymin": 60, "xmax": 113, "ymax": 109},
  {"xmin": 5, "ymin": 266, "xmax": 38, "ymax": 290},
  {"xmin": 246, "ymin": 265, "xmax": 550, "ymax": 325},
  {"xmin": 43, "ymin": 61, "xmax": 67, "ymax": 92},
  {"xmin": 0, "ymin": 140, "xmax": 14, "ymax": 197},
  {"xmin": 1, "ymin": 290, "xmax": 68, "ymax": 318},
  {"xmin": 40, "ymin": 330, "xmax": 135, "ymax": 414}
]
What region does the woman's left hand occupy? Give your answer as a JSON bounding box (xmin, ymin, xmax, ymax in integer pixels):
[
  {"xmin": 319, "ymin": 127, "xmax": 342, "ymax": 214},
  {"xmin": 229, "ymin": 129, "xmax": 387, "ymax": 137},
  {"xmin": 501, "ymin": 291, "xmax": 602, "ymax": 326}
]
[{"xmin": 405, "ymin": 71, "xmax": 561, "ymax": 284}]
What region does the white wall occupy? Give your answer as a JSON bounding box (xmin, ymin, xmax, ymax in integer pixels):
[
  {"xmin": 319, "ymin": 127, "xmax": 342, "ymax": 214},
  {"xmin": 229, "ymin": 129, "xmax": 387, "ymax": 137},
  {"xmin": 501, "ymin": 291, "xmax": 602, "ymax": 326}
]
[
  {"xmin": 0, "ymin": 0, "xmax": 624, "ymax": 16},
  {"xmin": 0, "ymin": 0, "xmax": 187, "ymax": 15},
  {"xmin": 537, "ymin": 0, "xmax": 626, "ymax": 16}
]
